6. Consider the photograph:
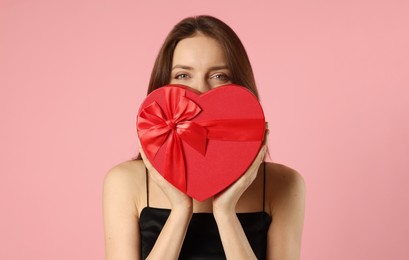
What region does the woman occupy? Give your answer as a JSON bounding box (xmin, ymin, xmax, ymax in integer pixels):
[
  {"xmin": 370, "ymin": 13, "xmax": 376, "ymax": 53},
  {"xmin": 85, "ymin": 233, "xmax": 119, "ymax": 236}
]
[{"xmin": 103, "ymin": 15, "xmax": 305, "ymax": 260}]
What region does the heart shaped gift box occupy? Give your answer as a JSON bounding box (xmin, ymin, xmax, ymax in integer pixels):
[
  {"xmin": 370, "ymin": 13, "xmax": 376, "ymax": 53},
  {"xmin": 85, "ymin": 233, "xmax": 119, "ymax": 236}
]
[{"xmin": 136, "ymin": 84, "xmax": 265, "ymax": 201}]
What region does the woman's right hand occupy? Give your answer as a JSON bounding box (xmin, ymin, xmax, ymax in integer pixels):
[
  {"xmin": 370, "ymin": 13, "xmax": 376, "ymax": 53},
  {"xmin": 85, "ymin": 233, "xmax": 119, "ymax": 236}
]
[
  {"xmin": 138, "ymin": 140, "xmax": 193, "ymax": 212},
  {"xmin": 138, "ymin": 140, "xmax": 192, "ymax": 260}
]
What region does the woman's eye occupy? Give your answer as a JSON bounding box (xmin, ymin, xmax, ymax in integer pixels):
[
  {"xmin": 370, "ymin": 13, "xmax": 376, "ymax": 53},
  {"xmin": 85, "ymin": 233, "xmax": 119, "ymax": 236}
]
[
  {"xmin": 175, "ymin": 73, "xmax": 189, "ymax": 79},
  {"xmin": 211, "ymin": 74, "xmax": 230, "ymax": 81}
]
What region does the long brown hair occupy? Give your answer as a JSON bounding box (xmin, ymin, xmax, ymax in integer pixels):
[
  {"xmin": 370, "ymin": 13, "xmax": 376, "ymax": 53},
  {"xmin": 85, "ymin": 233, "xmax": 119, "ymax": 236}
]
[
  {"xmin": 133, "ymin": 15, "xmax": 259, "ymax": 160},
  {"xmin": 147, "ymin": 15, "xmax": 259, "ymax": 98}
]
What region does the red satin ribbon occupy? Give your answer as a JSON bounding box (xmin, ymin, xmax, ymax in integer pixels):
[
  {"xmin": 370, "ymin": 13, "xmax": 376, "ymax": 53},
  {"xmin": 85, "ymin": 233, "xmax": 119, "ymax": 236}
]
[{"xmin": 137, "ymin": 87, "xmax": 265, "ymax": 192}]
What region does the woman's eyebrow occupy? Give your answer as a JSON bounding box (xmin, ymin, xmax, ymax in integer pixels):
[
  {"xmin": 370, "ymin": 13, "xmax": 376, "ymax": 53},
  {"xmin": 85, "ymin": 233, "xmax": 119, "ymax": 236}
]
[
  {"xmin": 208, "ymin": 65, "xmax": 229, "ymax": 71},
  {"xmin": 172, "ymin": 65, "xmax": 193, "ymax": 70},
  {"xmin": 171, "ymin": 65, "xmax": 230, "ymax": 71}
]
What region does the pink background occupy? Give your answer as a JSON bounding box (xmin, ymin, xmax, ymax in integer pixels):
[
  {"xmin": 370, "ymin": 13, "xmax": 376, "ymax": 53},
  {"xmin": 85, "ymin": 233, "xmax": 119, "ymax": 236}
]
[{"xmin": 1, "ymin": 0, "xmax": 408, "ymax": 259}]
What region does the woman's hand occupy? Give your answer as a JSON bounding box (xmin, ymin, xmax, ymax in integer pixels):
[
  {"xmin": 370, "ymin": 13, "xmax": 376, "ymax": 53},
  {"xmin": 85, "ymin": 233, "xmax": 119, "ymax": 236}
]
[
  {"xmin": 213, "ymin": 125, "xmax": 269, "ymax": 215},
  {"xmin": 138, "ymin": 140, "xmax": 193, "ymax": 259},
  {"xmin": 211, "ymin": 126, "xmax": 268, "ymax": 260},
  {"xmin": 138, "ymin": 140, "xmax": 192, "ymax": 211},
  {"xmin": 212, "ymin": 143, "xmax": 267, "ymax": 214},
  {"xmin": 211, "ymin": 147, "xmax": 267, "ymax": 260}
]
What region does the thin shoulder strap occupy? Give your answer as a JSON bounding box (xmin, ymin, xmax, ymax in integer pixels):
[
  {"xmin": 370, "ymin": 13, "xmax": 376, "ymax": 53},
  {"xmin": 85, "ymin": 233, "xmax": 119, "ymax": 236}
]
[
  {"xmin": 263, "ymin": 161, "xmax": 266, "ymax": 212},
  {"xmin": 145, "ymin": 167, "xmax": 149, "ymax": 207}
]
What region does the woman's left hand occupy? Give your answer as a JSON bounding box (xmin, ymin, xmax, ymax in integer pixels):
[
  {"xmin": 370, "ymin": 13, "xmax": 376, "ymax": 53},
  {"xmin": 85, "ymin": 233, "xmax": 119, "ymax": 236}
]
[{"xmin": 212, "ymin": 142, "xmax": 267, "ymax": 214}]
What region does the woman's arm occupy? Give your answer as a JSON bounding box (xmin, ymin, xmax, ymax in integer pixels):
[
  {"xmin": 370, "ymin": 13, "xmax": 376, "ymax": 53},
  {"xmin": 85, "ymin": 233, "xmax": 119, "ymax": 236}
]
[
  {"xmin": 145, "ymin": 207, "xmax": 192, "ymax": 260},
  {"xmin": 103, "ymin": 157, "xmax": 192, "ymax": 260},
  {"xmin": 103, "ymin": 163, "xmax": 141, "ymax": 260},
  {"xmin": 212, "ymin": 144, "xmax": 267, "ymax": 260},
  {"xmin": 213, "ymin": 211, "xmax": 258, "ymax": 259},
  {"xmin": 266, "ymin": 164, "xmax": 306, "ymax": 260},
  {"xmin": 138, "ymin": 146, "xmax": 193, "ymax": 260}
]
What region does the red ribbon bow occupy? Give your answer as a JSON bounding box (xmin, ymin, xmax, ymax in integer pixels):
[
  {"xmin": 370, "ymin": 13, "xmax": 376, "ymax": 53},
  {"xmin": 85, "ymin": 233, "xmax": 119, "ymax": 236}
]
[{"xmin": 137, "ymin": 87, "xmax": 265, "ymax": 192}]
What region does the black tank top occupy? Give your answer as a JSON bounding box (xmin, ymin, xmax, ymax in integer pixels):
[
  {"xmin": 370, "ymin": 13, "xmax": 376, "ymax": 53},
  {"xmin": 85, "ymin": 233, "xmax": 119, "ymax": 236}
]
[{"xmin": 139, "ymin": 163, "xmax": 272, "ymax": 260}]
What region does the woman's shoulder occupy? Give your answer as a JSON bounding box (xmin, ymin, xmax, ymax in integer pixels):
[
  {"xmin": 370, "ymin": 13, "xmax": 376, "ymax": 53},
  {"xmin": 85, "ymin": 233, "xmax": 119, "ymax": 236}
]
[
  {"xmin": 264, "ymin": 162, "xmax": 306, "ymax": 213},
  {"xmin": 103, "ymin": 159, "xmax": 147, "ymax": 212},
  {"xmin": 104, "ymin": 159, "xmax": 146, "ymax": 183},
  {"xmin": 265, "ymin": 162, "xmax": 304, "ymax": 185}
]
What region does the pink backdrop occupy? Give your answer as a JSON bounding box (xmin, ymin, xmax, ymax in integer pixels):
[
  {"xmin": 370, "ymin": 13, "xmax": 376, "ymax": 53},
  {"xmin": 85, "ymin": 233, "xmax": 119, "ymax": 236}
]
[{"xmin": 1, "ymin": 0, "xmax": 408, "ymax": 259}]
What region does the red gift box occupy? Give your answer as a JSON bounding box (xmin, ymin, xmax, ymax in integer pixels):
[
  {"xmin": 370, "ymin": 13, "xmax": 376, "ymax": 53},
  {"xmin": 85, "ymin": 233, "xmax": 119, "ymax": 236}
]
[{"xmin": 136, "ymin": 84, "xmax": 265, "ymax": 201}]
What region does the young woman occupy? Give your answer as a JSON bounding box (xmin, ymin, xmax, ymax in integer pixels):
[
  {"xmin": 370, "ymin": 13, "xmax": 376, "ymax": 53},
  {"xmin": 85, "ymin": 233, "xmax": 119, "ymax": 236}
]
[{"xmin": 103, "ymin": 15, "xmax": 305, "ymax": 260}]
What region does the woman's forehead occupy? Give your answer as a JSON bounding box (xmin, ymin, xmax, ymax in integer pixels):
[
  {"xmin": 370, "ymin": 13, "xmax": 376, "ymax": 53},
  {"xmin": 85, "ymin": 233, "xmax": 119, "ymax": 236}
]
[{"xmin": 172, "ymin": 35, "xmax": 228, "ymax": 69}]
